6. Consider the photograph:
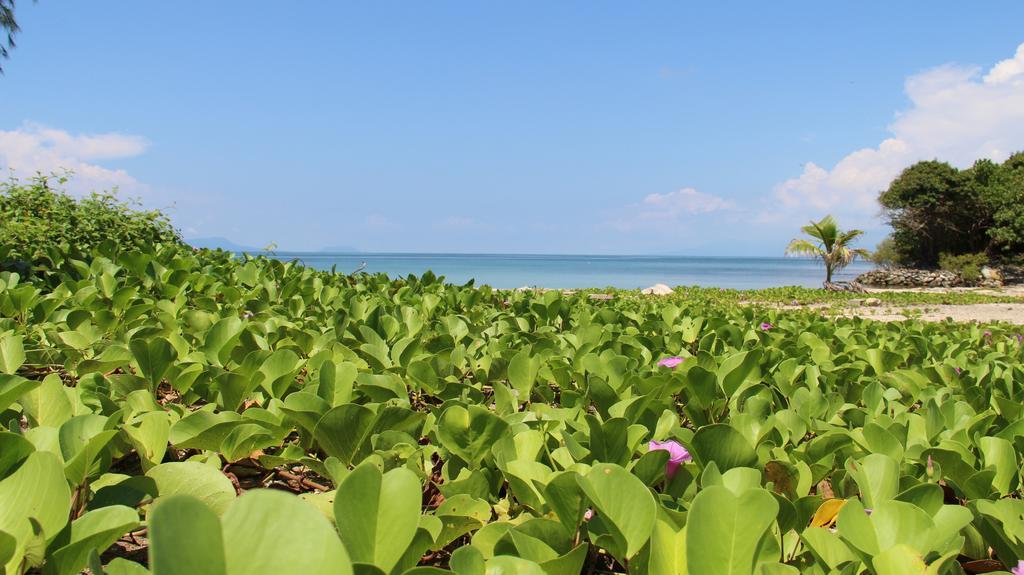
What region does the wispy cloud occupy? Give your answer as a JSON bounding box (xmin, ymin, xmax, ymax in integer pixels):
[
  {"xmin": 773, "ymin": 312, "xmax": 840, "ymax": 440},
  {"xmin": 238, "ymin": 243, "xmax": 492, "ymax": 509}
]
[
  {"xmin": 612, "ymin": 187, "xmax": 736, "ymax": 232},
  {"xmin": 0, "ymin": 122, "xmax": 148, "ymax": 194}
]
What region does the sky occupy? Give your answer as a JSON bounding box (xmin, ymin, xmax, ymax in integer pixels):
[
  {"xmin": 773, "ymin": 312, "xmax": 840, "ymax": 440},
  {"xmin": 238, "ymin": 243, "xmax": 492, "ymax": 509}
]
[{"xmin": 2, "ymin": 2, "xmax": 1024, "ymax": 255}]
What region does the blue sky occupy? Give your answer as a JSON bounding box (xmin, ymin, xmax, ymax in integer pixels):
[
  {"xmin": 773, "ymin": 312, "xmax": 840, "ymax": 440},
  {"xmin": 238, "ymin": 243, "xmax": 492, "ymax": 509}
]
[{"xmin": 2, "ymin": 2, "xmax": 1024, "ymax": 254}]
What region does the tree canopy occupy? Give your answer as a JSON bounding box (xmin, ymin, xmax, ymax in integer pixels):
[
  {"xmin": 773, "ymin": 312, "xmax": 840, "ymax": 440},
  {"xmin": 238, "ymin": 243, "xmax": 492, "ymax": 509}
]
[{"xmin": 879, "ymin": 152, "xmax": 1024, "ymax": 266}]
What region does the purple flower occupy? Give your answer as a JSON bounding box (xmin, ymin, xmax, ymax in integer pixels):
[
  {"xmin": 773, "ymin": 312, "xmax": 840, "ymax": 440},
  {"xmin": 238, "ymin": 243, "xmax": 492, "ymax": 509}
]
[
  {"xmin": 954, "ymin": 367, "xmax": 962, "ymax": 375},
  {"xmin": 1013, "ymin": 560, "xmax": 1024, "ymax": 575},
  {"xmin": 984, "ymin": 331, "xmax": 992, "ymax": 338},
  {"xmin": 657, "ymin": 356, "xmax": 685, "ymax": 369},
  {"xmin": 760, "ymin": 322, "xmax": 774, "ymax": 331},
  {"xmin": 649, "ymin": 440, "xmax": 692, "ymax": 478},
  {"xmin": 1016, "ymin": 334, "xmax": 1023, "ymax": 344}
]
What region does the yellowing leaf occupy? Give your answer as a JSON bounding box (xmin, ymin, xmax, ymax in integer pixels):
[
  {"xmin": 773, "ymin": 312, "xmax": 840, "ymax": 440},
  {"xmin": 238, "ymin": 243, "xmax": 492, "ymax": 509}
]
[{"xmin": 810, "ymin": 498, "xmax": 847, "ymax": 528}]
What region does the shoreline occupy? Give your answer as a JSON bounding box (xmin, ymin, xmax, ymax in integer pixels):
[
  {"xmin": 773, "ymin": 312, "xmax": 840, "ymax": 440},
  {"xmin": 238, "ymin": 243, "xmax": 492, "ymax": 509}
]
[{"xmin": 521, "ymin": 283, "xmax": 1024, "ymax": 324}]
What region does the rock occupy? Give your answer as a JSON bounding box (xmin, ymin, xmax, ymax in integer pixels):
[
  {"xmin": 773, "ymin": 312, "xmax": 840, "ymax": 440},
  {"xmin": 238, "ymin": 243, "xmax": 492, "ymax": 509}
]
[
  {"xmin": 981, "ymin": 266, "xmax": 1004, "ymax": 282},
  {"xmin": 862, "ymin": 297, "xmax": 881, "ymax": 306},
  {"xmin": 641, "ymin": 283, "xmax": 673, "ymax": 296},
  {"xmin": 855, "ymin": 268, "xmax": 963, "ymax": 288}
]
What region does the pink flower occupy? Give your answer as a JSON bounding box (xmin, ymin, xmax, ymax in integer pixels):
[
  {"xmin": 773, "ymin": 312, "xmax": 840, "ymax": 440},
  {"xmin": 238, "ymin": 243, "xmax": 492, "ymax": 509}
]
[
  {"xmin": 649, "ymin": 440, "xmax": 691, "ymax": 478},
  {"xmin": 1013, "ymin": 560, "xmax": 1024, "ymax": 575},
  {"xmin": 657, "ymin": 356, "xmax": 684, "ymax": 369},
  {"xmin": 760, "ymin": 322, "xmax": 773, "ymax": 331},
  {"xmin": 583, "ymin": 508, "xmax": 594, "ymax": 521}
]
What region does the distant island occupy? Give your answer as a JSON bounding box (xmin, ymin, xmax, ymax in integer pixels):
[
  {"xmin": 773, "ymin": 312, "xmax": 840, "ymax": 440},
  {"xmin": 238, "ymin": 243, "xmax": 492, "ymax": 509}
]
[
  {"xmin": 185, "ymin": 236, "xmax": 262, "ymax": 252},
  {"xmin": 185, "ymin": 237, "xmax": 361, "ymax": 254}
]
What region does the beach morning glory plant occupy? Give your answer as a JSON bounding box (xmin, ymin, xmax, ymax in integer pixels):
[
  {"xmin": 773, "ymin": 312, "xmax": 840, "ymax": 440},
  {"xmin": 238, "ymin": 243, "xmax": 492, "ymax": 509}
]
[{"xmin": 649, "ymin": 440, "xmax": 691, "ymax": 478}]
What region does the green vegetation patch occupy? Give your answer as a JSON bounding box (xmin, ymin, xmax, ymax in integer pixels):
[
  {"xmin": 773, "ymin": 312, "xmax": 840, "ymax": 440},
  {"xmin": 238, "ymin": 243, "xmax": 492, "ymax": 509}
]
[
  {"xmin": 3, "ymin": 183, "xmax": 1024, "ymax": 574},
  {"xmin": 1, "ymin": 240, "xmax": 1024, "ymax": 574}
]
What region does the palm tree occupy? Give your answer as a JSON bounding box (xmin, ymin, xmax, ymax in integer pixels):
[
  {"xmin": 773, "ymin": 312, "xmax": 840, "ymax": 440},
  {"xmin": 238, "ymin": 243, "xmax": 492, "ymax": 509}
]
[
  {"xmin": 785, "ymin": 215, "xmax": 871, "ymax": 285},
  {"xmin": 1, "ymin": 0, "xmax": 24, "ymax": 74}
]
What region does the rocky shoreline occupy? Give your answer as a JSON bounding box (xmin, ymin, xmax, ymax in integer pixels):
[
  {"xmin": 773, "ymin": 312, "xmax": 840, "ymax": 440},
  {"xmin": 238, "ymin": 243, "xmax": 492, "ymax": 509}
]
[{"xmin": 856, "ymin": 266, "xmax": 1022, "ymax": 288}]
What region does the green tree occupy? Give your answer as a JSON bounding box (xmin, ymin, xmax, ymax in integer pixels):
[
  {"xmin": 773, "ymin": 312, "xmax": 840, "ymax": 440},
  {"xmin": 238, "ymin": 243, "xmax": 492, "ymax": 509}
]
[
  {"xmin": 984, "ymin": 151, "xmax": 1024, "ymax": 256},
  {"xmin": 878, "ymin": 154, "xmax": 1024, "ymax": 265},
  {"xmin": 878, "ymin": 160, "xmax": 991, "ymax": 266},
  {"xmin": 785, "ymin": 215, "xmax": 871, "ymax": 284}
]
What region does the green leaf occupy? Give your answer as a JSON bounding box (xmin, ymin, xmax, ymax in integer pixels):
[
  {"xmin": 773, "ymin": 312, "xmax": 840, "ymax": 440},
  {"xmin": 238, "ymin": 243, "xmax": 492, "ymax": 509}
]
[
  {"xmin": 846, "ymin": 453, "xmax": 899, "ymax": 508},
  {"xmin": 44, "ymin": 505, "xmax": 139, "ymax": 575},
  {"xmin": 507, "ymin": 348, "xmax": 539, "ymax": 402},
  {"xmin": 0, "ymin": 373, "xmax": 39, "ymax": 413},
  {"xmin": 203, "ymin": 317, "xmax": 244, "ymax": 367},
  {"xmin": 123, "ymin": 411, "xmax": 171, "ymax": 471},
  {"xmin": 147, "ymin": 462, "xmax": 236, "ymax": 515},
  {"xmin": 130, "ymin": 337, "xmax": 177, "ymax": 389},
  {"xmin": 482, "ymin": 556, "xmax": 545, "ymax": 575},
  {"xmin": 436, "ymin": 405, "xmax": 510, "ymax": 465},
  {"xmin": 577, "ymin": 463, "xmax": 656, "ymax": 561},
  {"xmin": 0, "ymin": 431, "xmax": 35, "ymax": 480},
  {"xmin": 0, "ymin": 452, "xmax": 72, "ymax": 573},
  {"xmin": 0, "ymin": 332, "xmax": 25, "ymax": 375},
  {"xmin": 692, "ymin": 424, "xmax": 758, "ymax": 472},
  {"xmin": 872, "ymin": 544, "xmax": 927, "ymax": 575},
  {"xmin": 59, "ymin": 415, "xmax": 117, "ymax": 485},
  {"xmin": 222, "ymin": 489, "xmax": 353, "ymax": 575},
  {"xmin": 18, "ymin": 374, "xmax": 73, "ymax": 427},
  {"xmin": 149, "ymin": 494, "xmax": 226, "ymax": 575},
  {"xmin": 334, "ymin": 462, "xmax": 422, "ymax": 573},
  {"xmin": 314, "ymin": 403, "xmax": 376, "ymax": 465},
  {"xmin": 685, "ymin": 485, "xmax": 778, "ymax": 575}
]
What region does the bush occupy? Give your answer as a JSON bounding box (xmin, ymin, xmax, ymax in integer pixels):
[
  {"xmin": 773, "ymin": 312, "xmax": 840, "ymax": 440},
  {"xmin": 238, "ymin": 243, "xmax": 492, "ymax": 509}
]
[
  {"xmin": 869, "ymin": 236, "xmax": 902, "ymax": 268},
  {"xmin": 0, "ymin": 174, "xmax": 181, "ymax": 269},
  {"xmin": 938, "ymin": 252, "xmax": 988, "ymax": 282}
]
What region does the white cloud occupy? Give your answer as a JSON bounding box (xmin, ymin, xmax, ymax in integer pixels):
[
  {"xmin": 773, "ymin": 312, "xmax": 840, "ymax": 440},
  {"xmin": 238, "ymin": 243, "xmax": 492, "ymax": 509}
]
[
  {"xmin": 612, "ymin": 187, "xmax": 735, "ymax": 231},
  {"xmin": 775, "ymin": 42, "xmax": 1024, "ymax": 219},
  {"xmin": 0, "ymin": 123, "xmax": 148, "ymax": 193}
]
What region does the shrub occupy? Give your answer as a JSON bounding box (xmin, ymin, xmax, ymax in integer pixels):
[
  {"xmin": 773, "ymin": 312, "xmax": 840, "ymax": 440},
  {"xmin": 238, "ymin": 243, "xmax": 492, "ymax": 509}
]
[
  {"xmin": 0, "ymin": 173, "xmax": 181, "ymax": 270},
  {"xmin": 938, "ymin": 252, "xmax": 988, "ymax": 282},
  {"xmin": 869, "ymin": 236, "xmax": 902, "ymax": 268}
]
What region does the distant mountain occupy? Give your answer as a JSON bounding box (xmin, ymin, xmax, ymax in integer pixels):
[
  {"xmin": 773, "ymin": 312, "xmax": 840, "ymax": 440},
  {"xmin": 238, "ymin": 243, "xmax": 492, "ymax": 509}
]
[
  {"xmin": 319, "ymin": 245, "xmax": 361, "ymax": 253},
  {"xmin": 186, "ymin": 237, "xmax": 261, "ymax": 252}
]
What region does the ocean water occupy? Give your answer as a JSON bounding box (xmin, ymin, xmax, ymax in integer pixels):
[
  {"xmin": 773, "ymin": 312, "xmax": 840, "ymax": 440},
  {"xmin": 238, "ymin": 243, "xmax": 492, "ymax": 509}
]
[{"xmin": 269, "ymin": 253, "xmax": 876, "ymax": 290}]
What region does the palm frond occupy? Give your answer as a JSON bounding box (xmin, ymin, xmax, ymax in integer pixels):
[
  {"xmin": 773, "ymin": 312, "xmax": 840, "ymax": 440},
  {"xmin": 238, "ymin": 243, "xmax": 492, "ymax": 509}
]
[{"xmin": 785, "ymin": 239, "xmax": 823, "ymax": 258}]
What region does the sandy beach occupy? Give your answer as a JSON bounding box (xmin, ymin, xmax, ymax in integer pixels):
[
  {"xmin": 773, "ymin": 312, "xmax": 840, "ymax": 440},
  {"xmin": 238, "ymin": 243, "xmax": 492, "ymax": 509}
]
[{"xmin": 779, "ymin": 285, "xmax": 1024, "ymax": 323}]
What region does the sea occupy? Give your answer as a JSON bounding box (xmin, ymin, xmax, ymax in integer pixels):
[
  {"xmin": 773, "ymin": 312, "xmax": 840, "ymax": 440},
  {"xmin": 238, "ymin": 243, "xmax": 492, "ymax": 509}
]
[{"xmin": 268, "ymin": 253, "xmax": 876, "ymax": 290}]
